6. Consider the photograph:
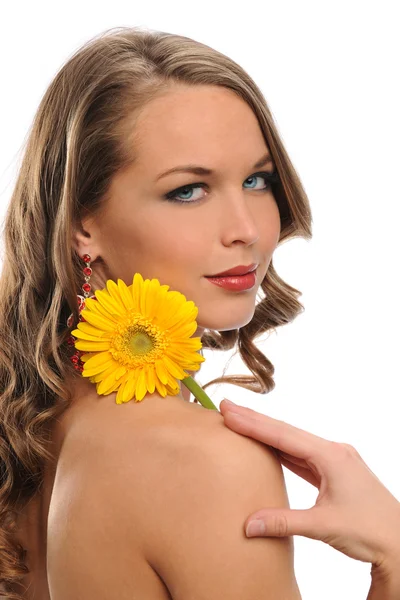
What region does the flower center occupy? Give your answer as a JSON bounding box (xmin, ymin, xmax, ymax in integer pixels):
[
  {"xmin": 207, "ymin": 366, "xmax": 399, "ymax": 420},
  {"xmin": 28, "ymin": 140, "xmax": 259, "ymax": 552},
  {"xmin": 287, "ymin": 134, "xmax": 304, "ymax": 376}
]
[
  {"xmin": 110, "ymin": 314, "xmax": 168, "ymax": 367},
  {"xmin": 129, "ymin": 331, "xmax": 154, "ymax": 355}
]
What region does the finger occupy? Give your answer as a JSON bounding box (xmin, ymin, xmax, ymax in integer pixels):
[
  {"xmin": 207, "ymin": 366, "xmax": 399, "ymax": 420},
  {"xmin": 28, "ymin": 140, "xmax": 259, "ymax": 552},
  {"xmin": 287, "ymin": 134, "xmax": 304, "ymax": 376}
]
[
  {"xmin": 279, "ymin": 456, "xmax": 320, "ymax": 488},
  {"xmin": 278, "ymin": 450, "xmax": 323, "ymax": 481},
  {"xmin": 222, "ymin": 404, "xmax": 332, "ymax": 462},
  {"xmin": 244, "ymin": 507, "xmax": 325, "ymax": 541},
  {"xmin": 277, "ymin": 450, "xmax": 309, "ymax": 469}
]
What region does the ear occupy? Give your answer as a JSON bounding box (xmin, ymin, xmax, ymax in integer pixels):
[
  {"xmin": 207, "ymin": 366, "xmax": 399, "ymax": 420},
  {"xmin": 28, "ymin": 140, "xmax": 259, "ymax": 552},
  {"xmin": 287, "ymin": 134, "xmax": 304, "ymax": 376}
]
[
  {"xmin": 72, "ymin": 216, "xmax": 101, "ymax": 261},
  {"xmin": 72, "ymin": 217, "xmax": 112, "ymax": 290}
]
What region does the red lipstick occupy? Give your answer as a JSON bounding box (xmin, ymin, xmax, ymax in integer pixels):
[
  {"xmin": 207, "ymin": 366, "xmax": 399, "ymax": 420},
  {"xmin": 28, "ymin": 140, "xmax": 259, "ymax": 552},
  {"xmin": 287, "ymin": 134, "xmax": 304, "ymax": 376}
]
[
  {"xmin": 207, "ymin": 263, "xmax": 258, "ymax": 277},
  {"xmin": 205, "ymin": 264, "xmax": 258, "ymax": 292}
]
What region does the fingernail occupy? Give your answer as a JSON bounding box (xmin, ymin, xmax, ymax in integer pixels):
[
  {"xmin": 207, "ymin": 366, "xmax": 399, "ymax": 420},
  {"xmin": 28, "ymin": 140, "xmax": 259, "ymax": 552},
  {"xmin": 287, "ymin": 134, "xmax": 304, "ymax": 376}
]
[
  {"xmin": 246, "ymin": 520, "xmax": 266, "ymax": 537},
  {"xmin": 223, "ymin": 399, "xmax": 236, "ymax": 406}
]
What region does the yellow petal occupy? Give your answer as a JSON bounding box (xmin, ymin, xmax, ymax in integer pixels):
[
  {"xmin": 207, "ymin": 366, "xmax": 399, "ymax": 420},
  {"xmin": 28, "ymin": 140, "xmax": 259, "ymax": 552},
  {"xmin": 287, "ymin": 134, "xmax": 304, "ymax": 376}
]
[
  {"xmin": 148, "ymin": 285, "xmax": 169, "ymax": 322},
  {"xmin": 83, "ymin": 363, "xmax": 113, "ymax": 378},
  {"xmin": 162, "ymin": 355, "xmax": 187, "ymax": 380},
  {"xmin": 82, "ymin": 354, "xmax": 116, "ymax": 378},
  {"xmin": 106, "ymin": 279, "xmax": 123, "ymax": 303},
  {"xmin": 117, "ymin": 278, "xmax": 134, "ymax": 311},
  {"xmin": 76, "ymin": 321, "xmax": 111, "ymax": 338},
  {"xmin": 160, "ymin": 294, "xmax": 187, "ymax": 330},
  {"xmin": 166, "ymin": 372, "xmax": 181, "ymax": 389},
  {"xmin": 176, "ymin": 336, "xmax": 203, "ymax": 349},
  {"xmin": 167, "ymin": 383, "xmax": 181, "ymax": 396},
  {"xmin": 154, "ymin": 376, "xmax": 168, "ymax": 397},
  {"xmin": 139, "ymin": 279, "xmax": 151, "ymax": 316},
  {"xmin": 97, "ymin": 371, "xmax": 121, "ymax": 395},
  {"xmin": 169, "ymin": 320, "xmax": 198, "ymax": 340},
  {"xmin": 85, "ymin": 297, "xmax": 119, "ymax": 323},
  {"xmin": 131, "ymin": 272, "xmax": 144, "ymax": 310},
  {"xmin": 80, "ymin": 352, "xmax": 96, "ymax": 363},
  {"xmin": 167, "ymin": 303, "xmax": 198, "ymax": 332},
  {"xmin": 145, "ymin": 279, "xmax": 161, "ymax": 318},
  {"xmin": 79, "ymin": 310, "xmax": 116, "ymax": 332},
  {"xmin": 121, "ymin": 370, "xmax": 138, "ymax": 403},
  {"xmin": 82, "ymin": 360, "xmax": 119, "ymax": 380},
  {"xmin": 163, "ymin": 348, "xmax": 191, "ymax": 365},
  {"xmin": 109, "ymin": 379, "xmax": 123, "ymax": 395},
  {"xmin": 72, "ymin": 329, "xmax": 111, "ymax": 342},
  {"xmin": 146, "ymin": 364, "xmax": 156, "ymax": 393},
  {"xmin": 87, "ymin": 371, "xmax": 103, "ymax": 383},
  {"xmin": 83, "ymin": 351, "xmax": 113, "ymax": 369},
  {"xmin": 155, "ymin": 359, "xmax": 169, "ymax": 385},
  {"xmin": 95, "ymin": 288, "xmax": 126, "ymax": 317},
  {"xmin": 115, "ymin": 372, "xmax": 130, "ymax": 403},
  {"xmin": 75, "ymin": 340, "xmax": 111, "ymax": 352},
  {"xmin": 135, "ymin": 368, "xmax": 148, "ymax": 401},
  {"xmin": 114, "ymin": 365, "xmax": 127, "ymax": 381}
]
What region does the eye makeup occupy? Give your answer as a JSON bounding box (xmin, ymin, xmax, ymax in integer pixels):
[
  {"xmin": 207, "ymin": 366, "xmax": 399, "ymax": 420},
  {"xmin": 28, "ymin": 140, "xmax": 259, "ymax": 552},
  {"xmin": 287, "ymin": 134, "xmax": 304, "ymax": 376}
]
[{"xmin": 163, "ymin": 169, "xmax": 279, "ymax": 205}]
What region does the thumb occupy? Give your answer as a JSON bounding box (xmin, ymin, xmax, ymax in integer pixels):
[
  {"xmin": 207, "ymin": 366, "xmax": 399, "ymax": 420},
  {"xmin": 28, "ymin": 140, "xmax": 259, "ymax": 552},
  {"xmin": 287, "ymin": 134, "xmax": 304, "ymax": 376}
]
[{"xmin": 245, "ymin": 508, "xmax": 324, "ymax": 541}]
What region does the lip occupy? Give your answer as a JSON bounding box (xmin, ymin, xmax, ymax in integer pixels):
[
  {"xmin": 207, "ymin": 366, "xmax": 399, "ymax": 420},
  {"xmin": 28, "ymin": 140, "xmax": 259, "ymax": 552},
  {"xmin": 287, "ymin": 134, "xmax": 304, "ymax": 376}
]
[
  {"xmin": 206, "ymin": 263, "xmax": 258, "ymax": 277},
  {"xmin": 206, "ymin": 271, "xmax": 257, "ymax": 291}
]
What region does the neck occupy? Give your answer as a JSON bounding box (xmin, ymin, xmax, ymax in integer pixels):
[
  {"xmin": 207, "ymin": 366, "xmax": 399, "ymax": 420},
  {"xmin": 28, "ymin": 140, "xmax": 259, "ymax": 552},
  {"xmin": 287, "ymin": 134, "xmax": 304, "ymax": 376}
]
[
  {"xmin": 180, "ymin": 362, "xmax": 202, "ymax": 402},
  {"xmin": 181, "ymin": 383, "xmax": 191, "ymax": 402},
  {"xmin": 180, "ymin": 370, "xmax": 194, "ymax": 402}
]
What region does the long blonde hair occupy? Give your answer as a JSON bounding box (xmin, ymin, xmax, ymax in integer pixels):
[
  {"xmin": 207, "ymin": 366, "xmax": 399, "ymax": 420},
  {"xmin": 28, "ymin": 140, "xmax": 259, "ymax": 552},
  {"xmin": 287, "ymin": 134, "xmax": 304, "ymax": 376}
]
[{"xmin": 0, "ymin": 26, "xmax": 312, "ymax": 596}]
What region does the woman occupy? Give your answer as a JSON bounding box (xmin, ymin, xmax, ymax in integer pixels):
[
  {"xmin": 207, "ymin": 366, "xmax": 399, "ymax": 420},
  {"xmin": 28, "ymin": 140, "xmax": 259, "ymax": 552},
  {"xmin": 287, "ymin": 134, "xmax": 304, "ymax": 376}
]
[{"xmin": 0, "ymin": 25, "xmax": 396, "ymax": 599}]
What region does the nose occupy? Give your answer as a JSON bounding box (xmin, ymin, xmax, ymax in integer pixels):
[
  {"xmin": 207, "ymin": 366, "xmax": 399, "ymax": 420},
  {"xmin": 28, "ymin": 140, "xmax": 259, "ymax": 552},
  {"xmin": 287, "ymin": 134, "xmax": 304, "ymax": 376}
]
[{"xmin": 219, "ymin": 189, "xmax": 260, "ymax": 247}]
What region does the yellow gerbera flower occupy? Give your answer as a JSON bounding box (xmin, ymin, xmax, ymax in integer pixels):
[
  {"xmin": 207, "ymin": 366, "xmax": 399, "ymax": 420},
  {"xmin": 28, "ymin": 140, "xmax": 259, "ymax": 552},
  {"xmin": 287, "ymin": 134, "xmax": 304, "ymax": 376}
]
[{"xmin": 71, "ymin": 273, "xmax": 216, "ymax": 408}]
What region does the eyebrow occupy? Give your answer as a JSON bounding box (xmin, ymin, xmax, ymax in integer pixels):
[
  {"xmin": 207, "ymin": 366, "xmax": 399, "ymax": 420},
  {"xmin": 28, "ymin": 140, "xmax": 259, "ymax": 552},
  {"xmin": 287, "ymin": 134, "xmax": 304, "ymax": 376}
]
[{"xmin": 155, "ymin": 152, "xmax": 273, "ymax": 181}]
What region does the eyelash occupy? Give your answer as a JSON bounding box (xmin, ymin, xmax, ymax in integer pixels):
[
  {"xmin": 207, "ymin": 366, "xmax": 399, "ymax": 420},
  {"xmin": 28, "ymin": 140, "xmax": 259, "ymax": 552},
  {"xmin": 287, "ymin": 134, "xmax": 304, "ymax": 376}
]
[{"xmin": 163, "ymin": 169, "xmax": 280, "ymax": 204}]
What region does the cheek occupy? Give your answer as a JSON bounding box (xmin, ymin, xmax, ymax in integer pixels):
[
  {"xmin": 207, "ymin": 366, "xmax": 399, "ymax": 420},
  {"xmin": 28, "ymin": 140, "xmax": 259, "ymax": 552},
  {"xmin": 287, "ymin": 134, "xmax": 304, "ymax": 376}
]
[
  {"xmin": 147, "ymin": 218, "xmax": 206, "ymax": 264},
  {"xmin": 269, "ymin": 201, "xmax": 282, "ymax": 246},
  {"xmin": 257, "ymin": 200, "xmax": 281, "ymax": 252},
  {"xmin": 101, "ymin": 202, "xmax": 204, "ymax": 275}
]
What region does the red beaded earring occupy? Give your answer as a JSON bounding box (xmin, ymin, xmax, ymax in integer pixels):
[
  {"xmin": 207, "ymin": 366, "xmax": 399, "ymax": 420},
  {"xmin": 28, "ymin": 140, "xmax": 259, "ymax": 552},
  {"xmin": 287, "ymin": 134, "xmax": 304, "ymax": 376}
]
[{"xmin": 66, "ymin": 253, "xmax": 97, "ymax": 373}]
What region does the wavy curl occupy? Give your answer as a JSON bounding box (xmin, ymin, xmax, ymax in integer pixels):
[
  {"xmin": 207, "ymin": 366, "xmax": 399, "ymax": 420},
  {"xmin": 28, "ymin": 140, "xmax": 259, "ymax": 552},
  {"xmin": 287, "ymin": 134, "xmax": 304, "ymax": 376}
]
[{"xmin": 0, "ymin": 26, "xmax": 312, "ymax": 596}]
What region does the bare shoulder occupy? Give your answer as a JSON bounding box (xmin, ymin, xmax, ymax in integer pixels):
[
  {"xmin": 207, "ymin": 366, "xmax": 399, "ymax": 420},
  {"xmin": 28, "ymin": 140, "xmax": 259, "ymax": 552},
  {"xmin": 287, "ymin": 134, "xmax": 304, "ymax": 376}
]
[
  {"xmin": 131, "ymin": 397, "xmax": 301, "ymax": 599},
  {"xmin": 46, "ymin": 391, "xmax": 215, "ymax": 598},
  {"xmin": 47, "ymin": 390, "xmax": 188, "ymax": 599},
  {"xmin": 48, "ymin": 392, "xmax": 301, "ymax": 599}
]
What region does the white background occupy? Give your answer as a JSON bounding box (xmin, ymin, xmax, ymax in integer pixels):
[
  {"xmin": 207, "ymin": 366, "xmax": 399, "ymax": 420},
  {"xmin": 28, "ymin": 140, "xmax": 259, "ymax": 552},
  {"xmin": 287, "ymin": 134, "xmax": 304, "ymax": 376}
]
[{"xmin": 0, "ymin": 1, "xmax": 399, "ymax": 598}]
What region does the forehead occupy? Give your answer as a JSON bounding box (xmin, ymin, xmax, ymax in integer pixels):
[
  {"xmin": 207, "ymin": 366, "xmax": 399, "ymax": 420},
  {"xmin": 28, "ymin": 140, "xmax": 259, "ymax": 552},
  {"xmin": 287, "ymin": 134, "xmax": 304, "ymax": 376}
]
[{"xmin": 130, "ymin": 85, "xmax": 268, "ymax": 166}]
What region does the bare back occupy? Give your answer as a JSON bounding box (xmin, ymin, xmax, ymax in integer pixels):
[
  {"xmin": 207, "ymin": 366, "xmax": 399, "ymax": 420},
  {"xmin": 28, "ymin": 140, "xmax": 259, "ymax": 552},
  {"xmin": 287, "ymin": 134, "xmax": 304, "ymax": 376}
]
[
  {"xmin": 14, "ymin": 382, "xmax": 184, "ymax": 599},
  {"xmin": 14, "ymin": 381, "xmax": 299, "ymax": 598}
]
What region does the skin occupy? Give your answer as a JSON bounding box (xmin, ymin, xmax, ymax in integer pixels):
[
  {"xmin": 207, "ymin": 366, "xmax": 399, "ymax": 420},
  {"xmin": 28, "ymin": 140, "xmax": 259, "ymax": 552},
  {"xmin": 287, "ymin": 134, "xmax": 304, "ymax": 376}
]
[
  {"xmin": 219, "ymin": 399, "xmax": 400, "ymax": 590},
  {"xmin": 73, "ymin": 84, "xmax": 281, "ymax": 397}
]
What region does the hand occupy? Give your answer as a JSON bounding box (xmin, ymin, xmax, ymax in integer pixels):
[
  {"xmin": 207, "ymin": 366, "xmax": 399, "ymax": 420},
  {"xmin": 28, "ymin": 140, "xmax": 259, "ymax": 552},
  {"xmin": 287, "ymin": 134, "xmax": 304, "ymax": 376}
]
[{"xmin": 219, "ymin": 399, "xmax": 400, "ymax": 571}]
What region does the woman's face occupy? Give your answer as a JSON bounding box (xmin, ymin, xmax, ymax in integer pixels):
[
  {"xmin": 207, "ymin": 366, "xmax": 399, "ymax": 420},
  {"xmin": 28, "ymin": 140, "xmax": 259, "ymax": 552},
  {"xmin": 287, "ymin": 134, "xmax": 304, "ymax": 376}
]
[{"xmin": 74, "ymin": 85, "xmax": 281, "ymax": 338}]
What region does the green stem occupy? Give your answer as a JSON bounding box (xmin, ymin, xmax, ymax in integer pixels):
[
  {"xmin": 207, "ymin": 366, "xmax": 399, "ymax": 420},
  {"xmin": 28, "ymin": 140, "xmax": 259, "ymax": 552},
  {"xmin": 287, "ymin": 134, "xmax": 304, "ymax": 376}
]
[{"xmin": 181, "ymin": 376, "xmax": 218, "ymax": 410}]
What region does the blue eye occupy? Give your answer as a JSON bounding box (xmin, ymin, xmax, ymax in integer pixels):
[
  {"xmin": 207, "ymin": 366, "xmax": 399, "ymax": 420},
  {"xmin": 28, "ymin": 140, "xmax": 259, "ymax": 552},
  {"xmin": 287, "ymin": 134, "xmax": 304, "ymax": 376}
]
[{"xmin": 163, "ymin": 169, "xmax": 279, "ymax": 204}]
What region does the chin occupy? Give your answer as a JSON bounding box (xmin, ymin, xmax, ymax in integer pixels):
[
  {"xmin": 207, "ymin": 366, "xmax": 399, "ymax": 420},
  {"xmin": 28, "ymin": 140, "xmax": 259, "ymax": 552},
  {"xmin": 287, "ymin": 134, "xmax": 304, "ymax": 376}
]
[
  {"xmin": 201, "ymin": 317, "xmax": 254, "ymax": 332},
  {"xmin": 196, "ymin": 306, "xmax": 256, "ymax": 334}
]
